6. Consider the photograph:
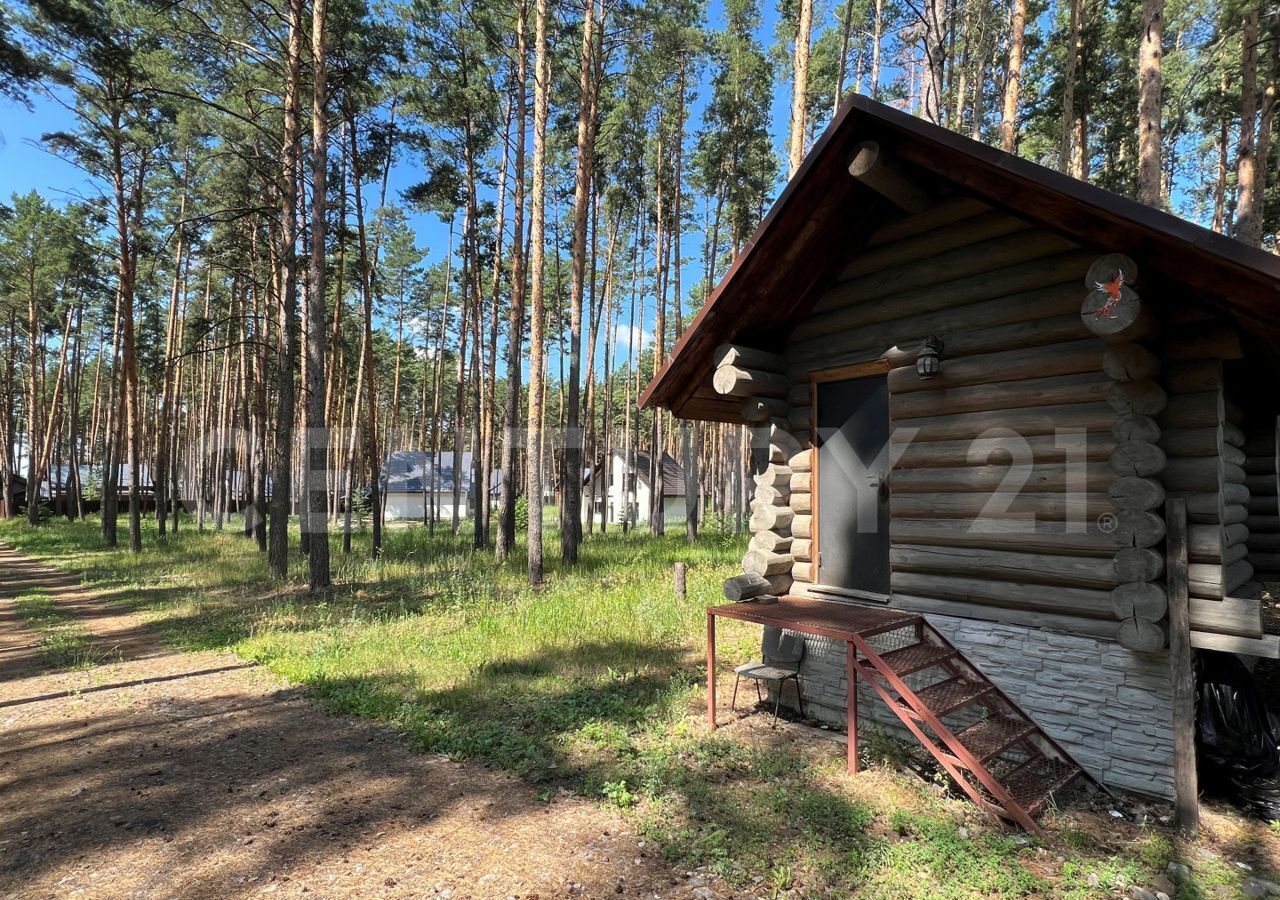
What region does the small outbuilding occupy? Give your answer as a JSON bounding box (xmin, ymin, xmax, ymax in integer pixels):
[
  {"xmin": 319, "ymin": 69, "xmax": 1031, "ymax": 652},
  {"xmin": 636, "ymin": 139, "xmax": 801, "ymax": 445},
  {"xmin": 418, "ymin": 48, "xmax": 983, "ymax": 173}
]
[{"xmin": 643, "ymin": 96, "xmax": 1280, "ymax": 820}]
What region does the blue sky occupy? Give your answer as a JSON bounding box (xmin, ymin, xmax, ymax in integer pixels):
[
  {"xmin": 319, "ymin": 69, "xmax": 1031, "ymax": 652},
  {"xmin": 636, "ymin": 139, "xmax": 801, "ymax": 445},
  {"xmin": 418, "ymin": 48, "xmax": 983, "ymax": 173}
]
[
  {"xmin": 0, "ymin": 0, "xmax": 871, "ymax": 376},
  {"xmin": 0, "ymin": 94, "xmax": 87, "ymax": 206}
]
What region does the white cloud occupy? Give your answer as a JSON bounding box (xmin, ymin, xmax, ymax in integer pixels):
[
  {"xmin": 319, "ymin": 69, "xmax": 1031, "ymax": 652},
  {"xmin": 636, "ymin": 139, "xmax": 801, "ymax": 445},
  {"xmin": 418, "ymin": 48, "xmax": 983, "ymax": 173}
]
[{"xmin": 612, "ymin": 324, "xmax": 653, "ymax": 353}]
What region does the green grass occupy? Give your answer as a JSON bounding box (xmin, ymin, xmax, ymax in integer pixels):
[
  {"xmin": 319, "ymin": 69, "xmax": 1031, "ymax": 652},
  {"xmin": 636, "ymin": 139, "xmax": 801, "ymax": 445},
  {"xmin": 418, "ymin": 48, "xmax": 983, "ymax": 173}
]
[
  {"xmin": 13, "ymin": 586, "xmax": 97, "ymax": 670},
  {"xmin": 0, "ymin": 514, "xmax": 1266, "ymax": 896}
]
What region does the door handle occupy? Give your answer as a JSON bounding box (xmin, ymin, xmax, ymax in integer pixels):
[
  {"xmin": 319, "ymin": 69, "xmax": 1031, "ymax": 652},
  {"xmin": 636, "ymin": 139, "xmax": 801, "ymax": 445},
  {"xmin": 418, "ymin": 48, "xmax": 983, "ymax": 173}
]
[{"xmin": 866, "ymin": 472, "xmax": 888, "ymax": 499}]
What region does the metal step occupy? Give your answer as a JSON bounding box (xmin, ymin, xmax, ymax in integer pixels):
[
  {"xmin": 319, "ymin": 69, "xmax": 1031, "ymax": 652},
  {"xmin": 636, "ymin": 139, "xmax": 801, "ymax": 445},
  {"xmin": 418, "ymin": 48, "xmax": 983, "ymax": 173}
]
[
  {"xmin": 1000, "ymin": 756, "xmax": 1082, "ymax": 817},
  {"xmin": 954, "ymin": 715, "xmax": 1035, "ymax": 764},
  {"xmin": 906, "ymin": 676, "xmax": 994, "ymax": 718},
  {"xmin": 875, "ymin": 641, "xmax": 957, "ymax": 677}
]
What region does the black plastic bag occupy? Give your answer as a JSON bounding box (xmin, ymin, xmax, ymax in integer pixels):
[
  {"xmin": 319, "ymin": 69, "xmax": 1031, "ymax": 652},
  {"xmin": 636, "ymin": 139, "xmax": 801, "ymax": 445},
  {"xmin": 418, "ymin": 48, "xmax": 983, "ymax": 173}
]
[
  {"xmin": 1233, "ymin": 773, "xmax": 1280, "ymax": 821},
  {"xmin": 1197, "ymin": 652, "xmax": 1280, "ymax": 818}
]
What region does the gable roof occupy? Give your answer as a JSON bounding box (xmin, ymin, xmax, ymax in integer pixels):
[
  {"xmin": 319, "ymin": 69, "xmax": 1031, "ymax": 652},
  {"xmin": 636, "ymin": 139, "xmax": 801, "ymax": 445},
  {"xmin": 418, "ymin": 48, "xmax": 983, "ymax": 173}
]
[
  {"xmin": 641, "ymin": 94, "xmax": 1280, "ymax": 422},
  {"xmin": 385, "ymin": 451, "xmax": 474, "ymax": 493},
  {"xmin": 585, "ymin": 449, "xmax": 686, "ymax": 496}
]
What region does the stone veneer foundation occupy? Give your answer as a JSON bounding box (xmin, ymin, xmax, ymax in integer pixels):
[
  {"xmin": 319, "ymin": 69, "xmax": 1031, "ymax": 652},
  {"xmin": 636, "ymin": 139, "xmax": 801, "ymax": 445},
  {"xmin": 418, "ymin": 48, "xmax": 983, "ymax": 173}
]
[{"xmin": 777, "ymin": 614, "xmax": 1175, "ymax": 799}]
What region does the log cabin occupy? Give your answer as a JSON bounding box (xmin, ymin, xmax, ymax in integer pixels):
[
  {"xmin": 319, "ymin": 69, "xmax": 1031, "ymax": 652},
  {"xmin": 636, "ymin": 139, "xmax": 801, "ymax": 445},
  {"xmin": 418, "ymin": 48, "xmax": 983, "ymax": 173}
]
[{"xmin": 642, "ymin": 96, "xmax": 1280, "ymax": 808}]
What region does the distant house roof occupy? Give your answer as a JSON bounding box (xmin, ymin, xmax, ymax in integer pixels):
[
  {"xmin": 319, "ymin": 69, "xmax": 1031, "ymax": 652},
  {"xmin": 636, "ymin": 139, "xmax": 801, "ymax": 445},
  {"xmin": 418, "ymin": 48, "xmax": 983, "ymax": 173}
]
[
  {"xmin": 641, "ymin": 94, "xmax": 1280, "ymax": 422},
  {"xmin": 586, "ymin": 449, "xmax": 685, "ymax": 497},
  {"xmin": 384, "ymin": 452, "xmax": 503, "ymax": 495},
  {"xmin": 385, "ymin": 451, "xmax": 470, "ymax": 493},
  {"xmin": 40, "ymin": 464, "xmax": 91, "ymax": 496}
]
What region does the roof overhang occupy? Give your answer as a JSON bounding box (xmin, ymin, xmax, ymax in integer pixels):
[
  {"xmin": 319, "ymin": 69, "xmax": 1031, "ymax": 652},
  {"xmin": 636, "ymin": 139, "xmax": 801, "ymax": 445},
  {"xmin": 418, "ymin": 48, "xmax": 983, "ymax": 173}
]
[{"xmin": 642, "ymin": 94, "xmax": 1280, "ymax": 421}]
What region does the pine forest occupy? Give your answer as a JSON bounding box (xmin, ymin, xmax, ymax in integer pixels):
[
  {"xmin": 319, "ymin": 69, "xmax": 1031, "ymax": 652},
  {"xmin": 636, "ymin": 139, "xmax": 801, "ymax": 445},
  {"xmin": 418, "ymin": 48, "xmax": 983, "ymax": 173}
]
[{"xmin": 0, "ymin": 0, "xmax": 1276, "ymax": 589}]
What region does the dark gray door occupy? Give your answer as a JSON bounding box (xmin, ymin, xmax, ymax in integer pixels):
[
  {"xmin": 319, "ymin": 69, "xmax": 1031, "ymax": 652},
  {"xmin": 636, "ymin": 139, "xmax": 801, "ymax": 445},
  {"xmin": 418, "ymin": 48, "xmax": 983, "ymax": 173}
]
[{"xmin": 816, "ymin": 374, "xmax": 890, "ymax": 595}]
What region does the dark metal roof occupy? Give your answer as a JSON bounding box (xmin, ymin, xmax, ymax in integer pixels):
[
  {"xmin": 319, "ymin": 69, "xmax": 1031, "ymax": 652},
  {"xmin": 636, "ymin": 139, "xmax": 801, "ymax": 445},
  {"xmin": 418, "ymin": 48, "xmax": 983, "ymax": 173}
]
[
  {"xmin": 384, "ymin": 452, "xmax": 471, "ymax": 493},
  {"xmin": 641, "ymin": 94, "xmax": 1280, "ymax": 421},
  {"xmin": 383, "ymin": 452, "xmax": 503, "ymax": 495},
  {"xmin": 584, "ymin": 449, "xmax": 686, "ymax": 496}
]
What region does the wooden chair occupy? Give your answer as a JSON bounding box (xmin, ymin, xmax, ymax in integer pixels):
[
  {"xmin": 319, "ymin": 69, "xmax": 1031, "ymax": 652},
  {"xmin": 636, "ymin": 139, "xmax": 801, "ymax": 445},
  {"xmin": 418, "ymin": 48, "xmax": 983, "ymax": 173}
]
[{"xmin": 732, "ymin": 626, "xmax": 806, "ymax": 727}]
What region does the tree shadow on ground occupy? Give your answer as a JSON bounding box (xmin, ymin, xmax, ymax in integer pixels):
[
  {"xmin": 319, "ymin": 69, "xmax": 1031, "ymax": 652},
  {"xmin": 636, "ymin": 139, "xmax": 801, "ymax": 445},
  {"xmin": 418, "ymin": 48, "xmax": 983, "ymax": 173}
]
[
  {"xmin": 0, "ymin": 657, "xmax": 693, "ymax": 897},
  {"xmin": 283, "ymin": 640, "xmax": 890, "ymax": 889},
  {"xmin": 0, "ymin": 525, "xmax": 901, "ymax": 893}
]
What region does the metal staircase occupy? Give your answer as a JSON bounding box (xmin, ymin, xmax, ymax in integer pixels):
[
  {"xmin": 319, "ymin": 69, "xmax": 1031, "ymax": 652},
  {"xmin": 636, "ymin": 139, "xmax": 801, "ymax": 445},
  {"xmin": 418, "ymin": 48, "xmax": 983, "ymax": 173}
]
[{"xmin": 849, "ymin": 616, "xmax": 1088, "ymax": 835}]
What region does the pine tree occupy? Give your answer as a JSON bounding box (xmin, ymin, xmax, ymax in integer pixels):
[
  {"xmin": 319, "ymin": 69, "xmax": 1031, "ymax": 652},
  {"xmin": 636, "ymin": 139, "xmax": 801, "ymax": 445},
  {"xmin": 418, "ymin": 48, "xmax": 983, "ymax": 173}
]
[
  {"xmin": 305, "ymin": 0, "xmax": 332, "ymax": 590},
  {"xmin": 1137, "ymin": 0, "xmax": 1164, "ymax": 206},
  {"xmin": 787, "ymin": 0, "xmax": 814, "ymax": 175},
  {"xmin": 496, "ymin": 0, "xmax": 529, "ymax": 563},
  {"xmin": 1000, "ymin": 0, "xmax": 1028, "ymax": 151},
  {"xmin": 526, "ymin": 0, "xmax": 550, "ymax": 585}
]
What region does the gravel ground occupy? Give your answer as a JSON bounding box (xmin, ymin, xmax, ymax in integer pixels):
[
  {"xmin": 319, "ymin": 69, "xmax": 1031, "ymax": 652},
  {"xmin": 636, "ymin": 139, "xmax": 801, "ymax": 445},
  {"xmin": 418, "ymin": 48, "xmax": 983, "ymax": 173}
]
[{"xmin": 0, "ymin": 544, "xmax": 730, "ymax": 900}]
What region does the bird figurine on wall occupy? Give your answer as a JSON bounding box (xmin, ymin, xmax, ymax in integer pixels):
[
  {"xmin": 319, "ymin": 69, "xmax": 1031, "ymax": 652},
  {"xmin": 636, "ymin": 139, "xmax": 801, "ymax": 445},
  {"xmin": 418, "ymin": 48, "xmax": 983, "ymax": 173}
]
[{"xmin": 1093, "ymin": 271, "xmax": 1125, "ymax": 319}]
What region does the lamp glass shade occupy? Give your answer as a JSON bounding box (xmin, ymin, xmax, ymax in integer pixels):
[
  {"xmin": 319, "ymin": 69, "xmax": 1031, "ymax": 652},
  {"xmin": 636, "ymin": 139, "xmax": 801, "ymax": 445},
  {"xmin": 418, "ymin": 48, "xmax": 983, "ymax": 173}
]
[{"xmin": 916, "ymin": 349, "xmax": 940, "ymax": 378}]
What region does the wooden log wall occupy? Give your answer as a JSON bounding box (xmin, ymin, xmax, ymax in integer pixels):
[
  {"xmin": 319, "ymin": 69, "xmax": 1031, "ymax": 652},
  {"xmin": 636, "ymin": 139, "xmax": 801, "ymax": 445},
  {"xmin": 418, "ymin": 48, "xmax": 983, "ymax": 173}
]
[
  {"xmin": 784, "ymin": 202, "xmax": 1136, "ymax": 638},
  {"xmin": 1158, "ymin": 305, "xmax": 1266, "ymax": 640},
  {"xmin": 1243, "ymin": 419, "xmax": 1280, "ymax": 580},
  {"xmin": 770, "ymin": 196, "xmax": 1269, "ymax": 650}
]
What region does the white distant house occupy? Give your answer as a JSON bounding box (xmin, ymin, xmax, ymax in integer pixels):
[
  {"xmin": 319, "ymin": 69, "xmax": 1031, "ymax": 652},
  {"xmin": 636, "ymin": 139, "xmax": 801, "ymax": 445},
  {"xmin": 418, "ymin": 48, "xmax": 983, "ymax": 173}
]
[
  {"xmin": 382, "ymin": 451, "xmax": 500, "ymax": 522},
  {"xmin": 582, "ymin": 448, "xmax": 686, "ymax": 528}
]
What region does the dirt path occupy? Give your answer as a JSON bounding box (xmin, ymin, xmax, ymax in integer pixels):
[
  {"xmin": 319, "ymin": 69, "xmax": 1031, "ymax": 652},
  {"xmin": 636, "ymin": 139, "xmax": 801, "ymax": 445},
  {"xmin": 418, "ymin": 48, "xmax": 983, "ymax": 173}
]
[{"xmin": 0, "ymin": 544, "xmax": 729, "ymax": 899}]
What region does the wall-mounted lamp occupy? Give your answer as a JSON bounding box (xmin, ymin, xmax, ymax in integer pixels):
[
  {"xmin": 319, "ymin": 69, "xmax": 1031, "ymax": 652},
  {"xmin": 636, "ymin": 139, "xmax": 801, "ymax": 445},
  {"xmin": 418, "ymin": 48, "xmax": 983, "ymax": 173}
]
[{"xmin": 916, "ymin": 336, "xmax": 944, "ymax": 379}]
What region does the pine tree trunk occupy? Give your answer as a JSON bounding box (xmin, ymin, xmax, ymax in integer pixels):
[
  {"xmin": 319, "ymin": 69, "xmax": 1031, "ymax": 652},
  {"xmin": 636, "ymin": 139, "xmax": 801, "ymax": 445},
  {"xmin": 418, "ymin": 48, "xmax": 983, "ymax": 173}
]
[
  {"xmin": 788, "ymin": 0, "xmax": 814, "ymax": 176},
  {"xmin": 427, "ymin": 233, "xmax": 451, "ymax": 534},
  {"xmin": 350, "ymin": 113, "xmax": 382, "ymax": 558},
  {"xmin": 156, "ymin": 184, "xmax": 186, "ymax": 535},
  {"xmin": 622, "ymin": 216, "xmax": 638, "ymax": 534},
  {"xmin": 1236, "ymin": 9, "xmax": 1262, "ymax": 244},
  {"xmin": 1059, "ymin": 0, "xmax": 1083, "ymax": 171},
  {"xmin": 835, "ymin": 0, "xmax": 854, "ymax": 116},
  {"xmin": 496, "ymin": 6, "xmax": 527, "ymax": 562},
  {"xmin": 481, "ymin": 97, "xmax": 511, "ymax": 552},
  {"xmin": 649, "ymin": 138, "xmax": 666, "ymax": 536},
  {"xmin": 269, "ymin": 0, "xmax": 304, "ymax": 578},
  {"xmin": 171, "ymin": 237, "xmax": 193, "ymax": 532},
  {"xmin": 195, "ymin": 271, "xmax": 212, "ymax": 531},
  {"xmin": 25, "ymin": 254, "xmax": 42, "ymax": 525},
  {"xmin": 922, "ymin": 0, "xmax": 946, "ymax": 126},
  {"xmin": 598, "ymin": 231, "xmax": 615, "ymax": 535},
  {"xmin": 526, "ymin": 0, "xmax": 550, "ymax": 585},
  {"xmin": 252, "ymin": 237, "xmax": 268, "ymax": 550},
  {"xmin": 451, "ymin": 213, "xmax": 469, "ymax": 538},
  {"xmin": 306, "ymin": 0, "xmax": 331, "ymax": 590},
  {"xmin": 582, "ymin": 195, "xmax": 606, "ymax": 536},
  {"xmin": 0, "ymin": 314, "xmax": 12, "ymax": 520},
  {"xmin": 466, "ymin": 177, "xmax": 484, "ymax": 549},
  {"xmin": 1137, "ymin": 0, "xmax": 1164, "ymax": 207},
  {"xmin": 999, "ymin": 0, "xmax": 1027, "ymax": 151},
  {"xmin": 34, "ymin": 306, "xmax": 74, "ymax": 514},
  {"xmin": 67, "ymin": 304, "xmax": 84, "ymax": 520},
  {"xmin": 326, "ymin": 123, "xmax": 349, "ymax": 523},
  {"xmin": 563, "ymin": 0, "xmax": 599, "ymax": 562},
  {"xmin": 342, "ymin": 331, "xmax": 365, "ymax": 555},
  {"xmin": 109, "ymin": 113, "xmax": 144, "ymax": 553},
  {"xmin": 871, "ymin": 0, "xmax": 883, "ymax": 100},
  {"xmin": 952, "ymin": 0, "xmax": 972, "ymax": 129},
  {"xmin": 239, "ymin": 284, "xmax": 253, "ymax": 538},
  {"xmin": 1252, "ymin": 29, "xmax": 1278, "ymax": 245}
]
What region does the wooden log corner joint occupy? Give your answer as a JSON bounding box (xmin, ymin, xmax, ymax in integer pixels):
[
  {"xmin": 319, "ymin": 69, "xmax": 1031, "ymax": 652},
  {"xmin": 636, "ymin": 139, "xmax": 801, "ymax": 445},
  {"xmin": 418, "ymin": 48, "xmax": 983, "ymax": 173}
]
[{"xmin": 1085, "ymin": 254, "xmax": 1171, "ymax": 653}]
